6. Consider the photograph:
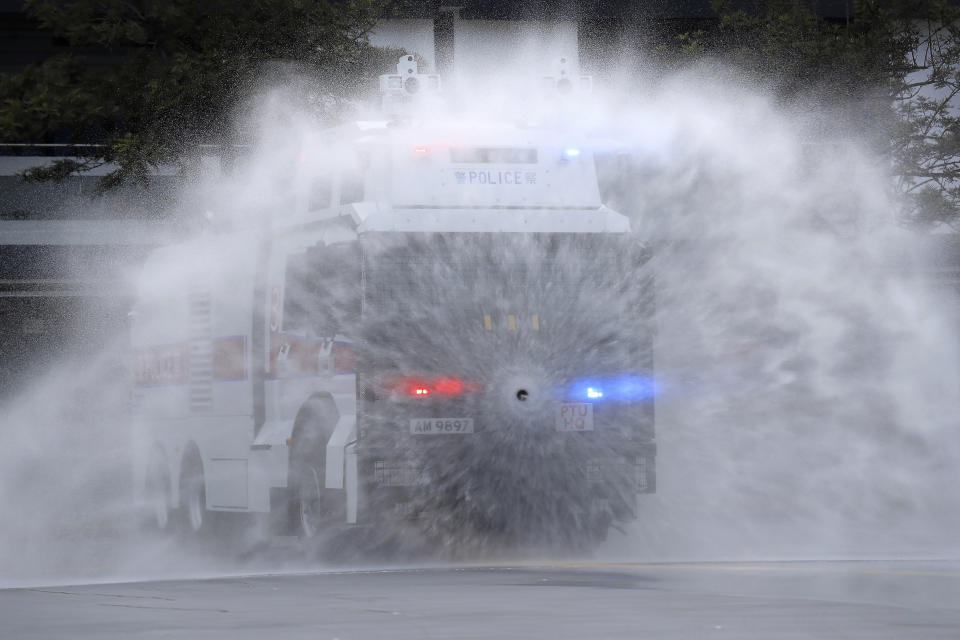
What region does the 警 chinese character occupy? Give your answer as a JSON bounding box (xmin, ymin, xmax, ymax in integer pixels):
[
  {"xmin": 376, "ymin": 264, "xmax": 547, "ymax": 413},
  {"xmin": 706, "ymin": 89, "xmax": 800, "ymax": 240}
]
[
  {"xmin": 525, "ymin": 172, "xmax": 537, "ymax": 184},
  {"xmin": 455, "ymin": 171, "xmax": 467, "ymax": 184}
]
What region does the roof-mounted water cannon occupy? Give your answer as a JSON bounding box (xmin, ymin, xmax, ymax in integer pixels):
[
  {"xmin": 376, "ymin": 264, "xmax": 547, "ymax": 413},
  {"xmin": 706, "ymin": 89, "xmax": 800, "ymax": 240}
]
[
  {"xmin": 379, "ymin": 55, "xmax": 441, "ymax": 115},
  {"xmin": 540, "ymin": 57, "xmax": 592, "ymax": 95}
]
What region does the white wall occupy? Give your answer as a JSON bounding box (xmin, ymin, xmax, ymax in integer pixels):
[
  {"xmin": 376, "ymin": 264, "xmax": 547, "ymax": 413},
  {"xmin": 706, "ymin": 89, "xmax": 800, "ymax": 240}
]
[
  {"xmin": 367, "ymin": 18, "xmax": 579, "ymax": 81},
  {"xmin": 452, "ymin": 20, "xmax": 579, "ymax": 79}
]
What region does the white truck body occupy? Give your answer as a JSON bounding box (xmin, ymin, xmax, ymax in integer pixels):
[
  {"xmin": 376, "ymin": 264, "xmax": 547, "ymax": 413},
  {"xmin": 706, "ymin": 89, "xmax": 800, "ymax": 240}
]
[{"xmin": 131, "ymin": 116, "xmax": 654, "ymax": 542}]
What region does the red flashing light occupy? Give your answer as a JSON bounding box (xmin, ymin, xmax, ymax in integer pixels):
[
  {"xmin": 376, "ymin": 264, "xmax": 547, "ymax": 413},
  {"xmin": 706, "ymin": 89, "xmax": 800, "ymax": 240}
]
[
  {"xmin": 389, "ymin": 376, "xmax": 481, "ymax": 398},
  {"xmin": 398, "ymin": 379, "xmax": 431, "ymax": 397},
  {"xmin": 433, "ymin": 378, "xmax": 463, "ymax": 395},
  {"xmin": 413, "ymin": 146, "xmax": 429, "ymax": 155}
]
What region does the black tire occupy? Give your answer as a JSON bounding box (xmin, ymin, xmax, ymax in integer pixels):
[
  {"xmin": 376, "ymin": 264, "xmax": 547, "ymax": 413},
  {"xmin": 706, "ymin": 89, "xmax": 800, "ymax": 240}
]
[
  {"xmin": 289, "ymin": 399, "xmax": 345, "ymax": 539},
  {"xmin": 179, "ymin": 449, "xmax": 211, "ymax": 536},
  {"xmin": 144, "ymin": 452, "xmax": 173, "ymax": 533}
]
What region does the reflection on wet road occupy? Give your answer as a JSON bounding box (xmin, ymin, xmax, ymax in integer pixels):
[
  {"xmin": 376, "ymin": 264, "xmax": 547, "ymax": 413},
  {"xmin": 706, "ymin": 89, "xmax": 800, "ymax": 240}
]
[{"xmin": 3, "ymin": 560, "xmax": 959, "ymax": 639}]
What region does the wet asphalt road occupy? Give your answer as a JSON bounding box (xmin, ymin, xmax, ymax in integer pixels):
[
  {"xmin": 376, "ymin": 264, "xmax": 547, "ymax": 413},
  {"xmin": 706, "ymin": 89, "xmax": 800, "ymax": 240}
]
[{"xmin": 2, "ymin": 560, "xmax": 960, "ymax": 639}]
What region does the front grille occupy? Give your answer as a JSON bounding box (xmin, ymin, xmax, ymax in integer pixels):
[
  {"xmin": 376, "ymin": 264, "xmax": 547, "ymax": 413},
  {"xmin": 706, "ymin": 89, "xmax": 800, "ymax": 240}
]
[
  {"xmin": 636, "ymin": 456, "xmax": 649, "ymax": 493},
  {"xmin": 584, "ymin": 462, "xmax": 602, "ymax": 483},
  {"xmin": 373, "ymin": 460, "xmax": 420, "ymax": 487},
  {"xmin": 584, "ymin": 458, "xmax": 652, "ymax": 492}
]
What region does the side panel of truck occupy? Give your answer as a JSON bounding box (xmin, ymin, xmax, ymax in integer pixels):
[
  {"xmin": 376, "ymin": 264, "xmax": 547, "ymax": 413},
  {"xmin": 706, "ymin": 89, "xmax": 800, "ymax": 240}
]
[{"xmin": 133, "ymin": 233, "xmax": 259, "ymax": 511}]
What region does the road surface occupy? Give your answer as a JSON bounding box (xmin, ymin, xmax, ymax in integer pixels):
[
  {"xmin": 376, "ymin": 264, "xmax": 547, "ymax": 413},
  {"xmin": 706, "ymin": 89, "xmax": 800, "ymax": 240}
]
[{"xmin": 2, "ymin": 560, "xmax": 959, "ymax": 638}]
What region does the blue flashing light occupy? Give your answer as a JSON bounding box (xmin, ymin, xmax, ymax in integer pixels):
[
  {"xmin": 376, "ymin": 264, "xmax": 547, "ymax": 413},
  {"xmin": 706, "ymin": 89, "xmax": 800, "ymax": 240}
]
[
  {"xmin": 566, "ymin": 375, "xmax": 656, "ymax": 403},
  {"xmin": 563, "ymin": 147, "xmax": 582, "ymax": 158}
]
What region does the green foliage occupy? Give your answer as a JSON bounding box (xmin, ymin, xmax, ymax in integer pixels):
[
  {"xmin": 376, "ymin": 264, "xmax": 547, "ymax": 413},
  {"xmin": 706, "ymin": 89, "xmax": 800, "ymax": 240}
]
[
  {"xmin": 0, "ymin": 0, "xmax": 399, "ymax": 188},
  {"xmin": 665, "ymin": 0, "xmax": 960, "ymax": 227},
  {"xmin": 889, "ymin": 3, "xmax": 960, "ymax": 227},
  {"xmin": 708, "ymin": 1, "xmax": 917, "ymax": 98}
]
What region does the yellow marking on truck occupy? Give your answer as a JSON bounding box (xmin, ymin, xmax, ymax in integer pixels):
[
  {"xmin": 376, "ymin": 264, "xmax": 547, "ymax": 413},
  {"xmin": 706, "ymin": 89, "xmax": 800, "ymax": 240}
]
[
  {"xmin": 508, "ymin": 315, "xmax": 516, "ymax": 331},
  {"xmin": 484, "ymin": 315, "xmax": 492, "ymax": 331},
  {"xmin": 532, "ymin": 315, "xmax": 540, "ymax": 331}
]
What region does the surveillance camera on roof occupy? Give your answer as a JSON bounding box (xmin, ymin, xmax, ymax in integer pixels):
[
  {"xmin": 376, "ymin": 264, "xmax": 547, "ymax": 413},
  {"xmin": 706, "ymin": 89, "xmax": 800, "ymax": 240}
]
[
  {"xmin": 398, "ymin": 54, "xmax": 417, "ymax": 76},
  {"xmin": 541, "ymin": 56, "xmax": 592, "ymax": 95},
  {"xmin": 379, "ymin": 55, "xmax": 441, "ymax": 100}
]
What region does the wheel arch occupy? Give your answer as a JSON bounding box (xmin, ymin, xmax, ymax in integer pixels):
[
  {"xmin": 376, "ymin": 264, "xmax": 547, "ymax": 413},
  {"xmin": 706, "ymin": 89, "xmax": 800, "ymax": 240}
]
[
  {"xmin": 289, "ymin": 393, "xmax": 341, "ymax": 452},
  {"xmin": 287, "ymin": 392, "xmax": 347, "ymax": 536}
]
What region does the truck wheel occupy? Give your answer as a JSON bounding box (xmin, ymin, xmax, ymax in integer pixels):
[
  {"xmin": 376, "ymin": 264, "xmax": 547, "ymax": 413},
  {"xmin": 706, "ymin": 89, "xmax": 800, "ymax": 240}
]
[
  {"xmin": 145, "ymin": 454, "xmax": 172, "ymax": 532},
  {"xmin": 296, "ymin": 447, "xmax": 325, "ymax": 539},
  {"xmin": 289, "ymin": 400, "xmax": 345, "ymax": 539},
  {"xmin": 291, "ymin": 430, "xmax": 347, "ymax": 538},
  {"xmin": 179, "ymin": 450, "xmax": 210, "ymax": 535}
]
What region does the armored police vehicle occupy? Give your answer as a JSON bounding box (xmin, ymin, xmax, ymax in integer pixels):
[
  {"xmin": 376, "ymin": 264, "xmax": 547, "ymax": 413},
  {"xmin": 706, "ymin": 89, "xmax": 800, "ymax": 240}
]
[{"xmin": 132, "ymin": 58, "xmax": 656, "ymax": 551}]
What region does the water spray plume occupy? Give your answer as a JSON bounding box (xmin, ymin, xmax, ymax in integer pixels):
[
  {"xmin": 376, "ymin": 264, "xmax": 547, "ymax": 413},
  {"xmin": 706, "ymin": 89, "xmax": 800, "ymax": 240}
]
[{"xmin": 1, "ymin": 57, "xmax": 958, "ymax": 587}]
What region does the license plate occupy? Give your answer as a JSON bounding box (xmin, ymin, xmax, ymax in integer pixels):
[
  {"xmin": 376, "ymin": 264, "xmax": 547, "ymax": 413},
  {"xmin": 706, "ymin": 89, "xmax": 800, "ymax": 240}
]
[
  {"xmin": 410, "ymin": 418, "xmax": 474, "ymax": 435},
  {"xmin": 555, "ymin": 403, "xmax": 594, "ymax": 432}
]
